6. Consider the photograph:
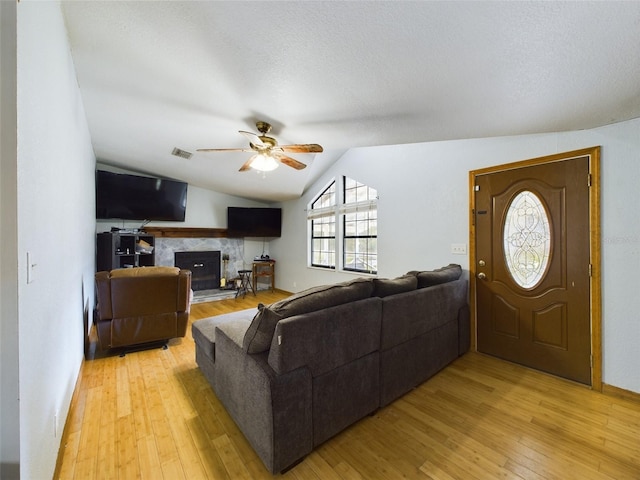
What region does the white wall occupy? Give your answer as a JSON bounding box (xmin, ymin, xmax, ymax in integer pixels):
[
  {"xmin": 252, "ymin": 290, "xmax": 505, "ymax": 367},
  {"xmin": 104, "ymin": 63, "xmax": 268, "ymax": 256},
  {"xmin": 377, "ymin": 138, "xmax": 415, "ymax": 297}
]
[
  {"xmin": 16, "ymin": 3, "xmax": 96, "ymax": 479},
  {"xmin": 573, "ymin": 120, "xmax": 640, "ymax": 395},
  {"xmin": 1, "ymin": 2, "xmax": 20, "ymax": 479},
  {"xmin": 272, "ymin": 118, "xmax": 640, "ymax": 394}
]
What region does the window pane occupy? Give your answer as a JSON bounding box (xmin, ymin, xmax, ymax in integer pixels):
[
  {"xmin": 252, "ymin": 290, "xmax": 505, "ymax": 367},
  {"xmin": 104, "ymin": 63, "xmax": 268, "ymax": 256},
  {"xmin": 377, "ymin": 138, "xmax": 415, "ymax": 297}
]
[
  {"xmin": 344, "ymin": 188, "xmax": 357, "ymax": 205},
  {"xmin": 312, "ymin": 181, "xmax": 336, "ymax": 209},
  {"xmin": 344, "ymin": 219, "xmax": 356, "ymax": 236},
  {"xmin": 310, "ymin": 181, "xmax": 336, "ymax": 268}
]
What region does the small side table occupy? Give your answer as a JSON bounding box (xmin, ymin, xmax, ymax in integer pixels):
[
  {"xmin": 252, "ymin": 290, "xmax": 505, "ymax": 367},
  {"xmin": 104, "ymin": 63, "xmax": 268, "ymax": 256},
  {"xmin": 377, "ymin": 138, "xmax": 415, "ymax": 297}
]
[
  {"xmin": 235, "ymin": 269, "xmax": 255, "ymax": 298},
  {"xmin": 252, "ymin": 261, "xmax": 275, "ymax": 292}
]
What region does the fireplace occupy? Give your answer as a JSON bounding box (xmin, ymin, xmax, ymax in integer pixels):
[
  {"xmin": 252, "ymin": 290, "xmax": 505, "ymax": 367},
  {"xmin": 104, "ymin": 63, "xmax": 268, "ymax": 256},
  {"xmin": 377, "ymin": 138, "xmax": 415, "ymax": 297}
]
[{"xmin": 174, "ymin": 251, "xmax": 220, "ymax": 291}]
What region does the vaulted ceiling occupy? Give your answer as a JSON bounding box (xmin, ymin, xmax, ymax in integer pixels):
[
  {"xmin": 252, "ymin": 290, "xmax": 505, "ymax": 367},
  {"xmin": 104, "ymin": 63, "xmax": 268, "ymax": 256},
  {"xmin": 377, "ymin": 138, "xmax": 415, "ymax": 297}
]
[{"xmin": 61, "ymin": 1, "xmax": 640, "ymax": 202}]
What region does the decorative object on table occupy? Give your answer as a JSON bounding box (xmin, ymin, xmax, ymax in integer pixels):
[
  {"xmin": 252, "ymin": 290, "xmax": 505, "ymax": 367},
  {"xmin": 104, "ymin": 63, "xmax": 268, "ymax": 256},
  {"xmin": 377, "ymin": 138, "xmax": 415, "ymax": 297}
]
[
  {"xmin": 136, "ymin": 238, "xmax": 154, "ymax": 254},
  {"xmin": 221, "ymin": 253, "xmax": 230, "ymax": 288}
]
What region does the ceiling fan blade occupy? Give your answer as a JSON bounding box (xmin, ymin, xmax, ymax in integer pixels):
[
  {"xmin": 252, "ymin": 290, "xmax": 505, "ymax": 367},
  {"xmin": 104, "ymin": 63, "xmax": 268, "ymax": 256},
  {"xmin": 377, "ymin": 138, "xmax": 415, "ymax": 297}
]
[
  {"xmin": 196, "ymin": 148, "xmax": 253, "ymax": 153},
  {"xmin": 239, "ymin": 155, "xmax": 256, "ymax": 172},
  {"xmin": 275, "ymin": 153, "xmax": 307, "ymax": 170},
  {"xmin": 239, "ymin": 130, "xmax": 264, "ymax": 147},
  {"xmin": 278, "ymin": 144, "xmax": 323, "ymax": 154}
]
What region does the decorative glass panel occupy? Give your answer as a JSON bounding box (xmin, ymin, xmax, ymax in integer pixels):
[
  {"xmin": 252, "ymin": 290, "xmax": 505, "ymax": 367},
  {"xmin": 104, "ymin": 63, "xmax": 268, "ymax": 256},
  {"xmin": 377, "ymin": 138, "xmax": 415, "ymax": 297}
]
[{"xmin": 503, "ymin": 190, "xmax": 551, "ymax": 288}]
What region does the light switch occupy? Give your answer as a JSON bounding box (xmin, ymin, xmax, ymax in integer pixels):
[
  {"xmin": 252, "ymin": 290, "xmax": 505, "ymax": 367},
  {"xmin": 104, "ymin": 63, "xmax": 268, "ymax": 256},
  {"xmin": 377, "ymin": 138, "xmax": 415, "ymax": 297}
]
[{"xmin": 451, "ymin": 243, "xmax": 467, "ymax": 255}]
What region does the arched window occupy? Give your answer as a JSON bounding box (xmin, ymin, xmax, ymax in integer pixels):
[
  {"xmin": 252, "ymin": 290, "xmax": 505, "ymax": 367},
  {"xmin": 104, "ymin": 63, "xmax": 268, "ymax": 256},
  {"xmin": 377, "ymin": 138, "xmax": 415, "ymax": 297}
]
[{"xmin": 308, "ymin": 177, "xmax": 378, "ymax": 274}]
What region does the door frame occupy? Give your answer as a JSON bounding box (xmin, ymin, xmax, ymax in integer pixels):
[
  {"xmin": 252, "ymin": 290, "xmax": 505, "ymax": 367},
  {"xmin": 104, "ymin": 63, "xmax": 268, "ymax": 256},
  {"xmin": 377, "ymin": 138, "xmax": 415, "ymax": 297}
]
[{"xmin": 468, "ymin": 147, "xmax": 601, "ymax": 390}]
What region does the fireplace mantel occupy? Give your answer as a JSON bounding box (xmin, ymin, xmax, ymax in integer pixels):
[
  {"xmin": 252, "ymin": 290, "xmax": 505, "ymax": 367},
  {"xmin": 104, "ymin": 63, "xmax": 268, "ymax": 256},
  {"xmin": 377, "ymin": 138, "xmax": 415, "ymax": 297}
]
[{"xmin": 145, "ymin": 227, "xmax": 237, "ymax": 238}]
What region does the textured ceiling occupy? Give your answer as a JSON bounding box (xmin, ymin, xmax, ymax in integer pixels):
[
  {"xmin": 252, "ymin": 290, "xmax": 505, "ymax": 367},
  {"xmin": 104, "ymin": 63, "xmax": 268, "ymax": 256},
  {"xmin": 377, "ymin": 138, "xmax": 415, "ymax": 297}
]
[{"xmin": 61, "ymin": 1, "xmax": 640, "ymax": 202}]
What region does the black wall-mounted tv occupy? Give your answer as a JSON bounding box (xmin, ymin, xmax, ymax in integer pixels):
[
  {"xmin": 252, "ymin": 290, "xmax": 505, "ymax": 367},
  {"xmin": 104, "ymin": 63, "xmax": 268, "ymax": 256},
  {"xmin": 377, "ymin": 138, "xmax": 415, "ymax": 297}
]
[
  {"xmin": 227, "ymin": 207, "xmax": 282, "ymax": 237},
  {"xmin": 96, "ymin": 170, "xmax": 188, "ymax": 221}
]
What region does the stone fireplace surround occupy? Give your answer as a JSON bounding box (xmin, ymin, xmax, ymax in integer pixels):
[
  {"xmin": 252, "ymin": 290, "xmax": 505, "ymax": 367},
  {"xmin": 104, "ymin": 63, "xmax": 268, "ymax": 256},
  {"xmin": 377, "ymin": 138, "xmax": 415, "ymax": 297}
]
[{"xmin": 154, "ymin": 237, "xmax": 245, "ymax": 285}]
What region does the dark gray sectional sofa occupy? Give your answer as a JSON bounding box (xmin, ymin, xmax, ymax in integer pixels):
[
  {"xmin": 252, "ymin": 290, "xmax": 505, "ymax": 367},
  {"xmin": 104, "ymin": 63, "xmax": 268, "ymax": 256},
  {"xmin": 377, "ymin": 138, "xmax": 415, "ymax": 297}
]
[{"xmin": 192, "ymin": 264, "xmax": 469, "ymax": 474}]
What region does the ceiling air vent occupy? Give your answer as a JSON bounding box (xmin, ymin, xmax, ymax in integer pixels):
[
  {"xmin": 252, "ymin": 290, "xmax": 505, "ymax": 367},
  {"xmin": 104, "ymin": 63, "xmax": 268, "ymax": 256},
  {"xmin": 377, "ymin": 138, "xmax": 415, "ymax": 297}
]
[{"xmin": 171, "ymin": 147, "xmax": 193, "ymax": 160}]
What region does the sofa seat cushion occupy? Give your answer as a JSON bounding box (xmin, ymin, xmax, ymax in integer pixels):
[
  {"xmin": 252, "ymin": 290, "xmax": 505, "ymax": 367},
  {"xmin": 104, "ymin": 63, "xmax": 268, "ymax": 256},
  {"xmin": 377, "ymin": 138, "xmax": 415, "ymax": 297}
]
[
  {"xmin": 192, "ymin": 309, "xmax": 255, "ymax": 363},
  {"xmin": 373, "ymin": 275, "xmax": 417, "ymax": 297},
  {"xmin": 243, "ymin": 278, "xmax": 374, "ymax": 354},
  {"xmin": 407, "ymin": 264, "xmax": 462, "ymax": 288}
]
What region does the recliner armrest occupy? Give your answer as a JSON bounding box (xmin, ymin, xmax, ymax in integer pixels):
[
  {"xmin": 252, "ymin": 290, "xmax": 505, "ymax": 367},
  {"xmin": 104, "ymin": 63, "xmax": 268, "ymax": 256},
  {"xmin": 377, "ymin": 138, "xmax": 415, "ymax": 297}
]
[{"xmin": 177, "ymin": 269, "xmax": 192, "ymax": 311}]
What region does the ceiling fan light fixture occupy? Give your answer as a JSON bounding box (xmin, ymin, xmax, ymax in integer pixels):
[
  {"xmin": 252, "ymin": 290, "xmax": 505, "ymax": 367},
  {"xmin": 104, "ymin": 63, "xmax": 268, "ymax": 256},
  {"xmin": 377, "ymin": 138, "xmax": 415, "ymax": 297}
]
[
  {"xmin": 197, "ymin": 120, "xmax": 321, "ymax": 172},
  {"xmin": 250, "ymin": 153, "xmax": 278, "ymax": 172}
]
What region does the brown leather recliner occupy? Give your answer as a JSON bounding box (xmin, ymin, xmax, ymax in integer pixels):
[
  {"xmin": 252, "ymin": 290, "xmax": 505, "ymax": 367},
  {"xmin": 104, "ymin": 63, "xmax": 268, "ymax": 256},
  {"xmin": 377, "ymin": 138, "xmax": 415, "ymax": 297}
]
[{"xmin": 94, "ymin": 266, "xmax": 192, "ymax": 350}]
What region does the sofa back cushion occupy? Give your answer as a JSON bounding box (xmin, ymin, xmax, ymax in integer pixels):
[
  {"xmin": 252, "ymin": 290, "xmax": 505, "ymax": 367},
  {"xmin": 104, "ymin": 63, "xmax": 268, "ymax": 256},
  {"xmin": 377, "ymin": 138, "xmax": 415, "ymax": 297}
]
[
  {"xmin": 109, "ymin": 275, "xmax": 182, "ymax": 318},
  {"xmin": 242, "ymin": 278, "xmax": 374, "ymax": 354},
  {"xmin": 268, "ymin": 297, "xmax": 382, "ymax": 376},
  {"xmin": 407, "ymin": 264, "xmax": 462, "ymax": 289},
  {"xmin": 373, "ymin": 275, "xmax": 417, "ymax": 297},
  {"xmin": 380, "ymin": 278, "xmax": 468, "ymax": 350}
]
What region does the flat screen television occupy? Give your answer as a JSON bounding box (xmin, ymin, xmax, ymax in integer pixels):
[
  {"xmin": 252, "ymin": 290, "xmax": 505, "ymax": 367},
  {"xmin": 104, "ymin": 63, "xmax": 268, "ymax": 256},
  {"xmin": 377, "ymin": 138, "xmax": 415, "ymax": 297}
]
[
  {"xmin": 96, "ymin": 170, "xmax": 188, "ymax": 221},
  {"xmin": 227, "ymin": 207, "xmax": 282, "ymax": 237}
]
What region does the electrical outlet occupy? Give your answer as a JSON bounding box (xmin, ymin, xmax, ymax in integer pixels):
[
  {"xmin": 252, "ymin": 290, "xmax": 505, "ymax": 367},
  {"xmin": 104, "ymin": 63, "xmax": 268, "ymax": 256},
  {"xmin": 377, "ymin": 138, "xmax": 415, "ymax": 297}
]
[{"xmin": 451, "ymin": 243, "xmax": 467, "ymax": 255}]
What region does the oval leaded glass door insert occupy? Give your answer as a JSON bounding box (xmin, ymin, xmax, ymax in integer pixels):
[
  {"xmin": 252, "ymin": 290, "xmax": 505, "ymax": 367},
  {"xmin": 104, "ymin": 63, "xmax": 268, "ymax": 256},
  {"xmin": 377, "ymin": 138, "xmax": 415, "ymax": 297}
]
[{"xmin": 503, "ymin": 190, "xmax": 551, "ymax": 288}]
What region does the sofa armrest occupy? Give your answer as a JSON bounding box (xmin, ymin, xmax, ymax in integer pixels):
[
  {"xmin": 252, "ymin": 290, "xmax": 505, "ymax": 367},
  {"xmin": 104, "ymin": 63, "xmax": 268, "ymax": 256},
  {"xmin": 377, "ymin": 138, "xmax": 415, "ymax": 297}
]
[{"xmin": 214, "ymin": 326, "xmax": 312, "ymax": 474}]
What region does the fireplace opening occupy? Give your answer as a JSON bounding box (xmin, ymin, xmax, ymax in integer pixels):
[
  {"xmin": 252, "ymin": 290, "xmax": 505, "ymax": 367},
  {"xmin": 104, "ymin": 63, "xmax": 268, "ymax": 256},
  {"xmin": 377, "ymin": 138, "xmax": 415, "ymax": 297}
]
[{"xmin": 174, "ymin": 251, "xmax": 220, "ymax": 291}]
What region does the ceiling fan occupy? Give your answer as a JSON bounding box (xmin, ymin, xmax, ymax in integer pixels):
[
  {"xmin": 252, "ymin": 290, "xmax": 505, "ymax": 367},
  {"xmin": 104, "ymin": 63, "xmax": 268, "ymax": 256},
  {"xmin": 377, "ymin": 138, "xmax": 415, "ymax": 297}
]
[{"xmin": 197, "ymin": 121, "xmax": 323, "ymax": 172}]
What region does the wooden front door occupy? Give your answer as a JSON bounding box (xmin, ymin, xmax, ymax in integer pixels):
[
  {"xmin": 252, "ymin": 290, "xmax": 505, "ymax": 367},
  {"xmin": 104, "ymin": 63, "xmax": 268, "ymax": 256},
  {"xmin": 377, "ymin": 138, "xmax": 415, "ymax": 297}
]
[{"xmin": 471, "ymin": 148, "xmax": 600, "ymax": 386}]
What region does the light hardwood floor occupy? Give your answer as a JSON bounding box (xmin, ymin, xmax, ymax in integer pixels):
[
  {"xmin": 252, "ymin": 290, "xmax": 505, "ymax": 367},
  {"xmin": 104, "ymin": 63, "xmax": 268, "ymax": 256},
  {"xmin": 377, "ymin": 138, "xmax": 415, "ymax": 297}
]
[{"xmin": 55, "ymin": 291, "xmax": 640, "ymax": 479}]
